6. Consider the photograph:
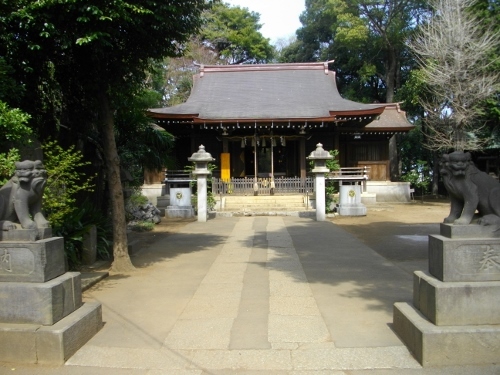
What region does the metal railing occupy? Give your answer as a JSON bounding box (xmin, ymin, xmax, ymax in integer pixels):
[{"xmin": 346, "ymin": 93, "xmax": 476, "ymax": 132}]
[{"xmin": 212, "ymin": 177, "xmax": 314, "ymax": 196}]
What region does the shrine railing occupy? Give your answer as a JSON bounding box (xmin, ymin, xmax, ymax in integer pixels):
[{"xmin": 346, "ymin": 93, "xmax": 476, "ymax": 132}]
[
  {"xmin": 327, "ymin": 166, "xmax": 370, "ymax": 192},
  {"xmin": 212, "ymin": 177, "xmax": 314, "ymax": 196}
]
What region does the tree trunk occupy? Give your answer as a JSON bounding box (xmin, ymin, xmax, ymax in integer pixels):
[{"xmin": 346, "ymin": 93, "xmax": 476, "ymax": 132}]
[
  {"xmin": 385, "ymin": 47, "xmax": 397, "ymax": 103},
  {"xmin": 432, "ymin": 152, "xmax": 440, "ymax": 197},
  {"xmin": 99, "ymin": 92, "xmax": 135, "ymax": 273}
]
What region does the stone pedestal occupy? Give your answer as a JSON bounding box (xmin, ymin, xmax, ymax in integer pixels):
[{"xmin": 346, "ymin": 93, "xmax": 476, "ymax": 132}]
[
  {"xmin": 0, "ymin": 230, "xmax": 102, "ymax": 365},
  {"xmin": 165, "ymin": 205, "xmax": 195, "ymax": 218},
  {"xmin": 338, "ymin": 185, "xmax": 367, "ymax": 216},
  {"xmin": 393, "ymin": 224, "xmax": 500, "ymax": 366},
  {"xmin": 165, "ymin": 187, "xmax": 194, "ymax": 218}
]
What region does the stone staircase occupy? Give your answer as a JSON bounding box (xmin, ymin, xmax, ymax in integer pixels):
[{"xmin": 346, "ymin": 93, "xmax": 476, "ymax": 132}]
[{"xmin": 217, "ymin": 194, "xmax": 314, "ymax": 217}]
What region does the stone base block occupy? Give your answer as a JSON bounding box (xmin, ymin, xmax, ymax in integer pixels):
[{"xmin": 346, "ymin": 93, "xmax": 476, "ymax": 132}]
[
  {"xmin": 440, "ymin": 223, "xmax": 500, "ymax": 239},
  {"xmin": 413, "ymin": 271, "xmax": 500, "ymax": 326},
  {"xmin": 393, "ymin": 302, "xmax": 500, "ymax": 366},
  {"xmin": 338, "ymin": 205, "xmax": 367, "ymax": 216},
  {"xmin": 429, "ymin": 235, "xmax": 500, "ymax": 282},
  {"xmin": 0, "ymin": 302, "xmax": 102, "ymax": 365},
  {"xmin": 166, "ymin": 206, "xmax": 194, "ymax": 218},
  {"xmin": 0, "ymin": 272, "xmax": 82, "ymax": 325},
  {"xmin": 0, "ymin": 237, "xmax": 65, "ymax": 283},
  {"xmin": 0, "ymin": 227, "xmax": 53, "ymax": 242}
]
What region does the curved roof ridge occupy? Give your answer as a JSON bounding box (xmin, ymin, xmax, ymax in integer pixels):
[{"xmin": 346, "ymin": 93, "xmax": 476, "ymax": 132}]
[{"xmin": 199, "ymin": 61, "xmax": 333, "ymax": 75}]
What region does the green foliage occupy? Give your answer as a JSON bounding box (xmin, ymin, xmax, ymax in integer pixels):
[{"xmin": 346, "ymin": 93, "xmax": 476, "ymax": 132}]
[
  {"xmin": 115, "ymin": 88, "xmax": 175, "ymax": 188},
  {"xmin": 282, "ymin": 0, "xmax": 428, "ymax": 102},
  {"xmin": 200, "ymin": 3, "xmax": 275, "ymax": 64},
  {"xmin": 0, "ymin": 58, "xmax": 24, "ymax": 105},
  {"xmin": 326, "ymin": 149, "xmax": 340, "ymax": 171},
  {"xmin": 42, "ymin": 140, "xmax": 95, "ymax": 228},
  {"xmin": 125, "ymin": 191, "xmax": 157, "ymax": 232},
  {"xmin": 127, "ymin": 192, "xmax": 149, "ymax": 207},
  {"xmin": 128, "ymin": 221, "xmax": 155, "ymax": 232},
  {"xmin": 53, "ymin": 199, "xmax": 112, "ymax": 270},
  {"xmin": 0, "ymin": 148, "xmax": 20, "ymax": 185},
  {"xmin": 401, "ymin": 159, "xmax": 431, "ymax": 196},
  {"xmin": 0, "ymin": 101, "xmax": 32, "ymax": 185},
  {"xmin": 0, "ymin": 101, "xmax": 32, "ymax": 144}
]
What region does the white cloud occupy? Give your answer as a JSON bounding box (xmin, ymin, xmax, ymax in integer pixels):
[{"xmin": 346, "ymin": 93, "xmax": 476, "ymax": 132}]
[{"xmin": 224, "ymin": 0, "xmax": 305, "ymax": 43}]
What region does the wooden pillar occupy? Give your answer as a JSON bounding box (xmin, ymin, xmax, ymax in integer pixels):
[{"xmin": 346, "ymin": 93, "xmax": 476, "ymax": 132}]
[
  {"xmin": 300, "ymin": 138, "xmax": 306, "ymax": 178},
  {"xmin": 334, "ymin": 129, "xmax": 340, "ymax": 151},
  {"xmin": 333, "ymin": 129, "xmax": 341, "ymax": 168}
]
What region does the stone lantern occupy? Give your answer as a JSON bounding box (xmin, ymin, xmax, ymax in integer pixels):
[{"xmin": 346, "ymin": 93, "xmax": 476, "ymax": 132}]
[
  {"xmin": 307, "ymin": 143, "xmax": 333, "ymax": 221},
  {"xmin": 188, "ymin": 145, "xmax": 215, "ymax": 222}
]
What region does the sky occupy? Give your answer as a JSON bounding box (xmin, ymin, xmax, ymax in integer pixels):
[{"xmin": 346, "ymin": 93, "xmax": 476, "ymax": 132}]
[{"xmin": 224, "ymin": 0, "xmax": 305, "ymax": 44}]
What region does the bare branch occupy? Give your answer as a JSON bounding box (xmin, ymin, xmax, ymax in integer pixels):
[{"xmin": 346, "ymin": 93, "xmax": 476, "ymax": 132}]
[{"xmin": 410, "ymin": 0, "xmax": 500, "ymax": 151}]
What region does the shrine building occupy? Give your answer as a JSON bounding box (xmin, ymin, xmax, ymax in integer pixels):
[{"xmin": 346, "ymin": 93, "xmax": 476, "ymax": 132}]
[{"xmin": 146, "ymin": 62, "xmax": 414, "ymax": 201}]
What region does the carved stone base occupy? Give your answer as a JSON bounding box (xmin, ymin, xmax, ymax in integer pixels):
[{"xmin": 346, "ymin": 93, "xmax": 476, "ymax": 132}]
[
  {"xmin": 394, "ymin": 223, "xmax": 500, "ymax": 366},
  {"xmin": 0, "ymin": 302, "xmax": 102, "ymax": 365},
  {"xmin": 0, "ymin": 235, "xmax": 102, "ymax": 364},
  {"xmin": 429, "ymin": 233, "xmax": 500, "ymax": 282},
  {"xmin": 166, "ymin": 205, "xmax": 195, "ymax": 218},
  {"xmin": 0, "ymin": 237, "xmax": 65, "ymax": 283},
  {"xmin": 0, "ymin": 227, "xmax": 53, "ymax": 242},
  {"xmin": 394, "ymin": 302, "xmax": 500, "ymax": 366},
  {"xmin": 413, "ymin": 271, "xmax": 500, "ymax": 326},
  {"xmin": 0, "ymin": 272, "xmax": 82, "ymax": 325}
]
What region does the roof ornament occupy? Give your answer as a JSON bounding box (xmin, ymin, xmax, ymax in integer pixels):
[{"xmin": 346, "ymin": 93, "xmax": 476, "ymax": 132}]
[{"xmin": 323, "ymin": 60, "xmax": 335, "ymax": 74}]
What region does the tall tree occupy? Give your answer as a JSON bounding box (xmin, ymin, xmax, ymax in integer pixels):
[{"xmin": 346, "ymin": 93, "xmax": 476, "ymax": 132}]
[
  {"xmin": 410, "ymin": 0, "xmax": 500, "ymax": 151},
  {"xmin": 1, "ymin": 0, "xmax": 213, "ymax": 272},
  {"xmin": 158, "ymin": 3, "xmax": 275, "ymax": 107},
  {"xmin": 200, "ymin": 2, "xmax": 274, "ymax": 64},
  {"xmin": 282, "ymin": 0, "xmax": 428, "ymax": 103}
]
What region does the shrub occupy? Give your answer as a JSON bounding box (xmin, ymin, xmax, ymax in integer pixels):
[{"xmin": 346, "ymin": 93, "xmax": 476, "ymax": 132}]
[
  {"xmin": 53, "ymin": 199, "xmax": 112, "ymax": 269},
  {"xmin": 127, "ymin": 221, "xmax": 155, "ymax": 232},
  {"xmin": 0, "ymin": 148, "xmax": 20, "ymax": 185},
  {"xmin": 42, "ymin": 140, "xmax": 104, "ymax": 269},
  {"xmin": 42, "ymin": 140, "xmax": 95, "ymax": 228}
]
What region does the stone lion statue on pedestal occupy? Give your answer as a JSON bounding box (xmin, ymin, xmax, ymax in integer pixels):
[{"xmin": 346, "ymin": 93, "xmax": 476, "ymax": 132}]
[
  {"xmin": 0, "ymin": 160, "xmax": 50, "ymax": 231},
  {"xmin": 440, "ymin": 151, "xmax": 500, "ymax": 227}
]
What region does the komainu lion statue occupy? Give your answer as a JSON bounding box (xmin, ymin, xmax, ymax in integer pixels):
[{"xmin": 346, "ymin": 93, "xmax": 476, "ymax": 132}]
[
  {"xmin": 0, "ymin": 160, "xmax": 50, "ymax": 231},
  {"xmin": 440, "ymin": 151, "xmax": 500, "ymax": 226}
]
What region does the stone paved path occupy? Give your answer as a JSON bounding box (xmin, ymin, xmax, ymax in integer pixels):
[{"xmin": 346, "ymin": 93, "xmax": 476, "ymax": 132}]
[{"xmin": 2, "ymin": 216, "xmax": 499, "ymax": 374}]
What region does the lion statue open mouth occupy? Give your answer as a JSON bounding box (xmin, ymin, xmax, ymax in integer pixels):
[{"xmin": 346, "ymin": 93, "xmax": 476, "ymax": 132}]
[
  {"xmin": 440, "ymin": 151, "xmax": 500, "ymax": 228},
  {"xmin": 0, "ymin": 160, "xmax": 50, "ymax": 231}
]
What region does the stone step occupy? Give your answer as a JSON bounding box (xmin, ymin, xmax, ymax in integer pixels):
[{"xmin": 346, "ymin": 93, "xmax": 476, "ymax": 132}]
[
  {"xmin": 222, "ymin": 195, "xmax": 306, "ymax": 212},
  {"xmin": 224, "ymin": 202, "xmax": 305, "ymax": 207}
]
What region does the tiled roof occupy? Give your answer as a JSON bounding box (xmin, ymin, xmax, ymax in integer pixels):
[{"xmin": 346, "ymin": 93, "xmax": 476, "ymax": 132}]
[
  {"xmin": 148, "ymin": 62, "xmax": 385, "ymax": 123},
  {"xmin": 364, "ymin": 103, "xmax": 415, "ymax": 132}
]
